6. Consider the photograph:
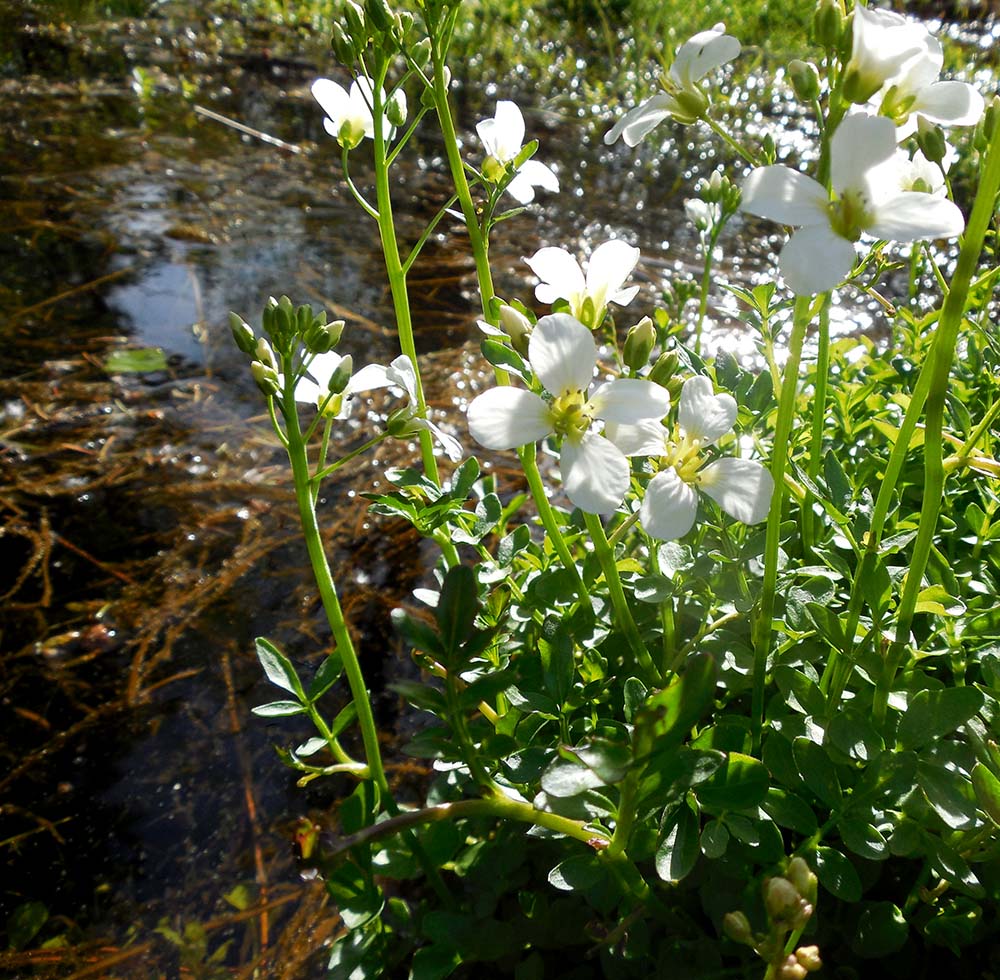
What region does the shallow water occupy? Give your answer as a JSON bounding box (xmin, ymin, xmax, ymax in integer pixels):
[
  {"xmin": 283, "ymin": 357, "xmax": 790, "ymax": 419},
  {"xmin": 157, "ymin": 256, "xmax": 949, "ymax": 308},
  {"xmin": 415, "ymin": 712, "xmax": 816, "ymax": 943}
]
[{"xmin": 0, "ymin": 2, "xmax": 993, "ymax": 975}]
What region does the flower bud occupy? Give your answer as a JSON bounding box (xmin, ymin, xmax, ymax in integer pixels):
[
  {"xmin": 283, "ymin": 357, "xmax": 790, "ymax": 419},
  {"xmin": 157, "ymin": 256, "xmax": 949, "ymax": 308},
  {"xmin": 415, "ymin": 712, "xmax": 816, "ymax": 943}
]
[
  {"xmin": 649, "ymin": 350, "xmax": 678, "ymax": 388},
  {"xmin": 229, "ymin": 312, "xmax": 256, "ymax": 355},
  {"xmin": 915, "ymin": 117, "xmax": 947, "ymax": 165},
  {"xmin": 410, "ymin": 37, "xmax": 432, "ymax": 70},
  {"xmin": 788, "ymin": 60, "xmax": 820, "ymax": 103},
  {"xmin": 778, "ymin": 956, "xmax": 808, "ymax": 980},
  {"xmin": 722, "ymin": 911, "xmax": 753, "ymax": 946},
  {"xmin": 761, "ymin": 132, "xmax": 776, "ymax": 165},
  {"xmin": 764, "ymin": 877, "xmax": 801, "ymax": 921},
  {"xmin": 623, "ymin": 316, "xmax": 656, "ymax": 371},
  {"xmin": 329, "ymin": 22, "xmax": 356, "ymax": 65},
  {"xmin": 251, "ymin": 361, "xmax": 280, "ymax": 397},
  {"xmin": 393, "ymin": 10, "xmax": 413, "ymax": 40},
  {"xmin": 387, "ymin": 88, "xmax": 407, "ymax": 127},
  {"xmin": 795, "ymin": 946, "xmax": 822, "ymax": 972},
  {"xmin": 304, "ymin": 317, "xmax": 345, "ymax": 354},
  {"xmin": 785, "ymin": 857, "xmax": 817, "ymax": 901},
  {"xmin": 343, "ymin": 0, "xmax": 367, "ymax": 43},
  {"xmin": 498, "ymin": 304, "xmax": 532, "ymax": 358},
  {"xmin": 255, "ymin": 337, "xmax": 278, "ymax": 372},
  {"xmin": 812, "ymin": 0, "xmax": 844, "ymax": 50},
  {"xmin": 365, "ymin": 0, "xmax": 394, "ymax": 33},
  {"xmin": 328, "ymin": 354, "xmax": 354, "ymax": 395}
]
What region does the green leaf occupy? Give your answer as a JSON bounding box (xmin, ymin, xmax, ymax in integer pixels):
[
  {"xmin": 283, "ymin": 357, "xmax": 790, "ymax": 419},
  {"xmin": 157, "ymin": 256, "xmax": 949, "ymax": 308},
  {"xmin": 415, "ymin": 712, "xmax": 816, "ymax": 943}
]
[
  {"xmin": 392, "ymin": 608, "xmax": 445, "ymax": 659},
  {"xmin": 896, "ymin": 687, "xmax": 984, "ymax": 749},
  {"xmin": 633, "ymin": 574, "xmax": 673, "ymax": 603},
  {"xmin": 307, "ymin": 651, "xmax": 344, "ymax": 701},
  {"xmin": 656, "ymin": 804, "xmax": 700, "ymax": 883},
  {"xmin": 104, "ymin": 347, "xmax": 168, "ymax": 373},
  {"xmin": 251, "ymin": 700, "xmax": 307, "ymax": 717},
  {"xmin": 829, "ymin": 709, "xmax": 884, "ymax": 763},
  {"xmin": 410, "ymin": 944, "xmax": 461, "ymax": 980},
  {"xmin": 917, "ymin": 758, "xmax": 979, "ymax": 830},
  {"xmin": 481, "ymin": 338, "xmax": 530, "ymax": 380},
  {"xmin": 700, "ymin": 819, "xmax": 729, "ymax": 859},
  {"xmin": 254, "ymin": 637, "xmax": 305, "ymax": 700},
  {"xmin": 6, "ymin": 901, "xmax": 48, "ymax": 950},
  {"xmin": 971, "ymin": 763, "xmax": 1000, "ymax": 826},
  {"xmin": 761, "ymin": 788, "xmax": 818, "ymax": 835},
  {"xmin": 914, "ymin": 584, "xmax": 966, "ymax": 617},
  {"xmin": 224, "ymin": 883, "xmax": 257, "ymax": 911},
  {"xmin": 851, "ymin": 902, "xmax": 909, "ymax": 958},
  {"xmin": 927, "ymin": 838, "xmax": 984, "ymax": 896},
  {"xmin": 839, "ymin": 819, "xmax": 889, "ymax": 861},
  {"xmin": 539, "ymin": 621, "xmax": 575, "ymax": 706},
  {"xmin": 814, "ymin": 845, "xmax": 862, "ymax": 901},
  {"xmin": 792, "ymin": 737, "xmax": 842, "ymax": 807},
  {"xmin": 773, "ymin": 666, "xmax": 825, "ymax": 717},
  {"xmin": 634, "ymin": 653, "xmax": 717, "ymax": 757},
  {"xmin": 548, "ymin": 853, "xmax": 606, "ymax": 892},
  {"xmin": 657, "ymin": 541, "xmax": 694, "ymax": 578},
  {"xmin": 434, "ymin": 565, "xmax": 479, "ymax": 659},
  {"xmin": 696, "ymin": 752, "xmax": 769, "ymax": 811},
  {"xmin": 824, "ymin": 452, "xmax": 852, "ymax": 511}
]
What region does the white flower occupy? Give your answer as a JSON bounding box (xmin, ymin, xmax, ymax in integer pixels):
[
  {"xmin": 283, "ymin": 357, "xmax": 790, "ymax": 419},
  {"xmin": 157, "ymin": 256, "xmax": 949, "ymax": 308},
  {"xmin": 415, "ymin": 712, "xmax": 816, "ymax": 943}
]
[
  {"xmin": 740, "ymin": 113, "xmax": 965, "ymax": 295},
  {"xmin": 467, "ymin": 313, "xmax": 670, "ymax": 514},
  {"xmin": 524, "ymin": 240, "xmax": 641, "ymax": 327},
  {"xmin": 311, "ymin": 76, "xmax": 392, "ymax": 149},
  {"xmin": 870, "ymin": 31, "xmax": 984, "ymax": 137},
  {"xmin": 608, "ymin": 376, "xmax": 773, "ymax": 540},
  {"xmin": 294, "ymin": 351, "xmax": 354, "ymax": 417},
  {"xmin": 604, "ymin": 23, "xmax": 741, "ymax": 146},
  {"xmin": 685, "ymin": 198, "xmax": 721, "ymax": 233},
  {"xmin": 476, "ymin": 101, "xmax": 559, "ymax": 204},
  {"xmin": 349, "ymin": 354, "xmax": 463, "ymax": 462},
  {"xmin": 843, "ymin": 4, "xmax": 934, "ymax": 105}
]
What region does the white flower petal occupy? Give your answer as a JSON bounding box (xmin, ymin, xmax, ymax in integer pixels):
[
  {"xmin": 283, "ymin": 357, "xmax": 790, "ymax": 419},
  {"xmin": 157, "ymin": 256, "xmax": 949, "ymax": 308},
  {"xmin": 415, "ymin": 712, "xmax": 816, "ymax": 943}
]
[
  {"xmin": 412, "ymin": 418, "xmax": 464, "ymax": 462},
  {"xmin": 699, "ymin": 457, "xmax": 773, "ymax": 525},
  {"xmin": 494, "ymin": 100, "xmax": 525, "ymax": 158},
  {"xmin": 585, "ymin": 240, "xmax": 640, "ymax": 307},
  {"xmin": 830, "ymin": 113, "xmax": 897, "ymax": 195},
  {"xmin": 311, "ymin": 78, "xmax": 350, "ymax": 124},
  {"xmin": 610, "ymin": 284, "xmax": 641, "ymax": 307},
  {"xmin": 604, "ymin": 93, "xmax": 679, "ymax": 147},
  {"xmin": 640, "ymin": 469, "xmax": 699, "ymax": 540},
  {"xmin": 560, "ymin": 432, "xmax": 630, "ymax": 514},
  {"xmin": 467, "ymin": 387, "xmax": 552, "ymax": 450},
  {"xmin": 678, "ymin": 376, "xmax": 737, "ymax": 445},
  {"xmin": 867, "ymin": 193, "xmax": 965, "ymax": 242},
  {"xmin": 849, "ymin": 6, "xmax": 930, "ymax": 95},
  {"xmin": 589, "ymin": 378, "xmax": 670, "ymax": 424},
  {"xmin": 304, "ymin": 351, "xmax": 345, "ymax": 390},
  {"xmin": 671, "ymin": 27, "xmax": 741, "ymax": 87},
  {"xmin": 528, "ymin": 313, "xmax": 596, "ymax": 396},
  {"xmin": 604, "ymin": 419, "xmax": 668, "ymax": 457},
  {"xmin": 740, "ymin": 166, "xmax": 829, "ymax": 226},
  {"xmin": 385, "ymin": 354, "xmax": 419, "ymax": 404},
  {"xmin": 778, "ymin": 224, "xmax": 858, "ymax": 295},
  {"xmin": 294, "ymin": 376, "xmax": 322, "ymax": 405},
  {"xmin": 912, "ymin": 80, "xmax": 985, "ymax": 127},
  {"xmin": 347, "ymin": 362, "xmax": 391, "ymax": 392},
  {"xmin": 525, "ymin": 246, "xmax": 585, "ymax": 305},
  {"xmin": 506, "ymin": 160, "xmax": 559, "ymax": 204}
]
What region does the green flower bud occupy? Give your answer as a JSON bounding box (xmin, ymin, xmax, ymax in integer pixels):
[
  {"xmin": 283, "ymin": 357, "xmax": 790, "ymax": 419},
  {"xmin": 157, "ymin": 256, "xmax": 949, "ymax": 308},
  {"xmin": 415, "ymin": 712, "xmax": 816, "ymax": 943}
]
[
  {"xmin": 785, "ymin": 857, "xmax": 817, "ymax": 901},
  {"xmin": 229, "ymin": 312, "xmax": 256, "ymax": 355},
  {"xmin": 623, "ymin": 316, "xmax": 656, "ymax": 371},
  {"xmin": 420, "ymin": 67, "xmax": 451, "ymax": 108},
  {"xmin": 764, "ymin": 877, "xmax": 801, "ymax": 921},
  {"xmin": 795, "ymin": 946, "xmax": 822, "ymax": 972},
  {"xmin": 328, "ymin": 354, "xmax": 354, "ymax": 395},
  {"xmin": 761, "ymin": 132, "xmax": 776, "ymax": 165},
  {"xmin": 812, "ymin": 0, "xmax": 844, "ymax": 50},
  {"xmin": 365, "ymin": 0, "xmax": 394, "ymax": 33},
  {"xmin": 262, "ymin": 295, "xmax": 280, "ymax": 336},
  {"xmin": 251, "ymin": 360, "xmax": 280, "ymax": 396},
  {"xmin": 255, "ymin": 337, "xmax": 278, "ymax": 371},
  {"xmin": 411, "ymin": 37, "xmax": 432, "ymax": 70},
  {"xmin": 393, "ymin": 10, "xmax": 413, "ymax": 40},
  {"xmin": 649, "ymin": 350, "xmax": 678, "ymax": 388},
  {"xmin": 788, "ymin": 60, "xmax": 820, "ymax": 103},
  {"xmin": 304, "ymin": 317, "xmax": 345, "ymax": 354},
  {"xmin": 914, "ymin": 117, "xmax": 946, "ymax": 165},
  {"xmin": 343, "ymin": 0, "xmax": 367, "ymax": 43},
  {"xmin": 386, "ymin": 88, "xmax": 407, "ymax": 127},
  {"xmin": 722, "ymin": 911, "xmax": 753, "ymax": 946},
  {"xmin": 498, "ymin": 304, "xmax": 532, "ymax": 358},
  {"xmin": 330, "ymin": 22, "xmax": 356, "ymax": 65}
]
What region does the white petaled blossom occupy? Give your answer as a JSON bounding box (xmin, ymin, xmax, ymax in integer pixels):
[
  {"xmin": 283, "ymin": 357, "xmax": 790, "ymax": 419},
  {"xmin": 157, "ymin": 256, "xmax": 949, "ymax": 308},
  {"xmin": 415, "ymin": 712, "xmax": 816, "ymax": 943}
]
[
  {"xmin": 466, "ymin": 313, "xmax": 670, "ymax": 514},
  {"xmin": 869, "ymin": 30, "xmax": 985, "ymax": 137},
  {"xmin": 685, "ymin": 198, "xmax": 721, "ymax": 233},
  {"xmin": 311, "ymin": 76, "xmax": 392, "ymax": 149},
  {"xmin": 740, "ymin": 113, "xmax": 965, "ymax": 295},
  {"xmin": 524, "ymin": 240, "xmax": 641, "ymax": 328},
  {"xmin": 295, "ymin": 353, "xmax": 462, "ymax": 461},
  {"xmin": 604, "ymin": 23, "xmax": 740, "ymax": 146},
  {"xmin": 476, "ymin": 101, "xmax": 559, "ymax": 204},
  {"xmin": 608, "ymin": 376, "xmax": 773, "ymax": 540}
]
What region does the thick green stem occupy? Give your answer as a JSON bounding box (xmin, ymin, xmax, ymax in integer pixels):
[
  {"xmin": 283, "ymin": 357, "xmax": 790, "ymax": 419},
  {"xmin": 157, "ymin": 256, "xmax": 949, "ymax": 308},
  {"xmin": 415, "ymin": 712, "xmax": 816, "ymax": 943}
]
[
  {"xmin": 752, "ymin": 295, "xmax": 813, "ymax": 751},
  {"xmin": 873, "ymin": 122, "xmax": 1000, "ymax": 726},
  {"xmin": 801, "ymin": 301, "xmax": 830, "ymax": 556},
  {"xmin": 584, "ymin": 511, "xmax": 660, "ymax": 684},
  {"xmin": 606, "ymin": 770, "xmax": 639, "ymax": 859}
]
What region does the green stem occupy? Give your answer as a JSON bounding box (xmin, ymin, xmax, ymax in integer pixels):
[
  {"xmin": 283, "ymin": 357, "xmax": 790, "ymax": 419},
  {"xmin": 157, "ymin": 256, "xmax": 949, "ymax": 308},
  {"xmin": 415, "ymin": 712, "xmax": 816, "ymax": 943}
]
[
  {"xmin": 280, "ymin": 370, "xmax": 388, "ymax": 798},
  {"xmin": 402, "ymin": 192, "xmax": 460, "ymax": 274},
  {"xmin": 341, "ymin": 146, "xmax": 379, "ymax": 220},
  {"xmin": 313, "ymin": 432, "xmax": 387, "ymax": 483},
  {"xmin": 801, "ymin": 300, "xmax": 830, "ymax": 556},
  {"xmin": 703, "ymin": 115, "xmax": 757, "ymax": 167},
  {"xmin": 584, "ymin": 511, "xmax": 660, "ymax": 684},
  {"xmin": 606, "ymin": 770, "xmax": 639, "ymax": 859},
  {"xmin": 874, "ymin": 122, "xmax": 1000, "ymax": 727},
  {"xmin": 752, "ymin": 295, "xmax": 813, "ymax": 752}
]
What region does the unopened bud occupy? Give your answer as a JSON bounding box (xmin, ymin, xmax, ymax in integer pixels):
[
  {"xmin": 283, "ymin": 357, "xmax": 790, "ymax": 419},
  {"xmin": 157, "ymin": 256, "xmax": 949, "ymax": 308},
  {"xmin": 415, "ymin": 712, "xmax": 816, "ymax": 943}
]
[
  {"xmin": 649, "ymin": 350, "xmax": 678, "ymax": 388},
  {"xmin": 229, "ymin": 312, "xmax": 256, "ymax": 355},
  {"xmin": 330, "ymin": 22, "xmax": 355, "ymax": 64},
  {"xmin": 623, "ymin": 316, "xmax": 656, "ymax": 371},
  {"xmin": 328, "ymin": 354, "xmax": 354, "ymax": 395},
  {"xmin": 778, "ymin": 956, "xmax": 808, "ymax": 980},
  {"xmin": 915, "ymin": 118, "xmax": 947, "ymax": 165},
  {"xmin": 785, "ymin": 857, "xmax": 816, "ymax": 901},
  {"xmin": 812, "ymin": 0, "xmax": 844, "ymax": 50},
  {"xmin": 304, "ymin": 317, "xmax": 345, "ymax": 354},
  {"xmin": 387, "ymin": 88, "xmax": 407, "ymax": 127},
  {"xmin": 393, "ymin": 10, "xmax": 413, "ymax": 39},
  {"xmin": 255, "ymin": 337, "xmax": 278, "ymax": 371},
  {"xmin": 761, "ymin": 132, "xmax": 776, "ymax": 165},
  {"xmin": 365, "ymin": 0, "xmax": 394, "ymax": 33},
  {"xmin": 795, "ymin": 946, "xmax": 822, "ymax": 972},
  {"xmin": 788, "ymin": 60, "xmax": 820, "ymax": 103},
  {"xmin": 411, "ymin": 37, "xmax": 432, "ymax": 70},
  {"xmin": 251, "ymin": 361, "xmax": 280, "ymax": 396},
  {"xmin": 722, "ymin": 911, "xmax": 753, "ymax": 946},
  {"xmin": 498, "ymin": 304, "xmax": 532, "ymax": 357},
  {"xmin": 344, "ymin": 0, "xmax": 367, "ymax": 41},
  {"xmin": 764, "ymin": 877, "xmax": 801, "ymax": 921}
]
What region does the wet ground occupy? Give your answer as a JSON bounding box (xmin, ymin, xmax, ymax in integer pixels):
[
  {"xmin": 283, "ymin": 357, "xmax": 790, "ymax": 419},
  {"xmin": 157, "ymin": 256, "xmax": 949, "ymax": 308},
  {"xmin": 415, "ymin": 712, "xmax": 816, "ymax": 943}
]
[{"xmin": 0, "ymin": 1, "xmax": 994, "ymax": 976}]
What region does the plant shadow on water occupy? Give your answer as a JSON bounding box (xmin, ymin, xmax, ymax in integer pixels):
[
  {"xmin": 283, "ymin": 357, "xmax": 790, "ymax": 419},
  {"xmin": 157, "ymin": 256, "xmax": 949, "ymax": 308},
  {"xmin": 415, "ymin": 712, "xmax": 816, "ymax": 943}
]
[{"xmin": 0, "ymin": 0, "xmax": 994, "ymax": 976}]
